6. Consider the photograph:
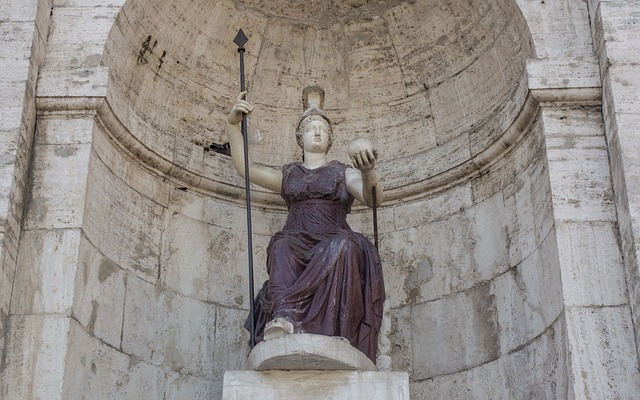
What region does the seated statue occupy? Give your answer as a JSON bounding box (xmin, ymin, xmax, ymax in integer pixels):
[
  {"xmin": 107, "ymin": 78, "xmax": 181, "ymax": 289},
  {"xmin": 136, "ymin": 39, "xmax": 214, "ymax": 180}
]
[{"xmin": 226, "ymin": 88, "xmax": 385, "ymax": 362}]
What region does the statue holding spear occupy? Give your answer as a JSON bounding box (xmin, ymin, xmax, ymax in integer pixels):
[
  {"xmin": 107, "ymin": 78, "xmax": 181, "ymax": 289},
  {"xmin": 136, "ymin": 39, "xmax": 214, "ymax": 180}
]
[{"xmin": 228, "ymin": 30, "xmax": 385, "ymax": 362}]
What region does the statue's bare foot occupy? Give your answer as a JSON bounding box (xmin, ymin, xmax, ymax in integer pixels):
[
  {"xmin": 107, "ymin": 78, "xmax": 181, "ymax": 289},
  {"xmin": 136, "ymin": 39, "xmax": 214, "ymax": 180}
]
[{"xmin": 264, "ymin": 317, "xmax": 294, "ymax": 340}]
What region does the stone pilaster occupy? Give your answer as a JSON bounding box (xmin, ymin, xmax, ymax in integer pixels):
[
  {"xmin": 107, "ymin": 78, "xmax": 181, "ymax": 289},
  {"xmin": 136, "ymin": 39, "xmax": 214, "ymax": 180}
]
[
  {"xmin": 1, "ymin": 98, "xmax": 100, "ymax": 400},
  {"xmin": 528, "ymin": 57, "xmax": 640, "ymax": 398},
  {"xmin": 0, "ymin": 0, "xmax": 52, "ymax": 375},
  {"xmin": 590, "ymin": 0, "xmax": 640, "ymax": 363},
  {"xmin": 1, "ymin": 1, "xmax": 115, "ymax": 396}
]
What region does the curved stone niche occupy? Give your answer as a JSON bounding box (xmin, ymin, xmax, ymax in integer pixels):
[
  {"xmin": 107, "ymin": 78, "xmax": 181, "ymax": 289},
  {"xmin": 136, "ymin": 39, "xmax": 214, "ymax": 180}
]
[
  {"xmin": 102, "ymin": 0, "xmax": 535, "ymax": 206},
  {"xmin": 378, "ymin": 113, "xmax": 565, "ymax": 395}
]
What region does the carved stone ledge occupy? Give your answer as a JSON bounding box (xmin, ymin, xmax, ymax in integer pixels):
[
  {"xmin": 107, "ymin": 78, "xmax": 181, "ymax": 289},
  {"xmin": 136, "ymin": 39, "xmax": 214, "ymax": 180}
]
[
  {"xmin": 33, "ymin": 68, "xmax": 548, "ymax": 208},
  {"xmin": 527, "ymin": 57, "xmax": 602, "ymax": 105}
]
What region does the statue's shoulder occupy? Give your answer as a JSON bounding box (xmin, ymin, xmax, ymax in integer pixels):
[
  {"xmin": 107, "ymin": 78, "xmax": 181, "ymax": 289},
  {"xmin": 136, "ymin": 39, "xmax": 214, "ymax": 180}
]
[
  {"xmin": 283, "ymin": 161, "xmax": 302, "ymax": 172},
  {"xmin": 327, "ymin": 160, "xmax": 349, "ymax": 170},
  {"xmin": 336, "ymin": 161, "xmax": 354, "ymax": 176},
  {"xmin": 334, "ymin": 160, "xmax": 349, "ymax": 168}
]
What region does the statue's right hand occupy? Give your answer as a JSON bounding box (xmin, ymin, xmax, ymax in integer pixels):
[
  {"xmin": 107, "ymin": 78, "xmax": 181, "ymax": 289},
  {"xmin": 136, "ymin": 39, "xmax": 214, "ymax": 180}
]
[{"xmin": 227, "ymin": 91, "xmax": 253, "ymax": 125}]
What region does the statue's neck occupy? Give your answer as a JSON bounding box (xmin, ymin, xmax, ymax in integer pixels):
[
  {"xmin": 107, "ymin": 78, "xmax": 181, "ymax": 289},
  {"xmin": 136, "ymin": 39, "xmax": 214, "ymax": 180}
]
[{"xmin": 302, "ymin": 151, "xmax": 328, "ymax": 170}]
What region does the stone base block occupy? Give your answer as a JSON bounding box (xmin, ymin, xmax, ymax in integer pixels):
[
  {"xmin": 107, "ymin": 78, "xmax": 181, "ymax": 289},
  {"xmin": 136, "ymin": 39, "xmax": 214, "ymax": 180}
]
[{"xmin": 222, "ymin": 370, "xmax": 410, "ymax": 400}]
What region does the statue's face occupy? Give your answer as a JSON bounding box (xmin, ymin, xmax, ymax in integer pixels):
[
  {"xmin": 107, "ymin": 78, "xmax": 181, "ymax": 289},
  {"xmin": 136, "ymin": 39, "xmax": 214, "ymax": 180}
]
[{"xmin": 299, "ymin": 117, "xmax": 331, "ymax": 153}]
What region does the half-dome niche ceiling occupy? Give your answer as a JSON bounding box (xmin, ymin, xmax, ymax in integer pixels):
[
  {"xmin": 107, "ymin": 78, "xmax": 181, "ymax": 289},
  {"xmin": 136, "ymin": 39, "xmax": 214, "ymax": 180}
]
[{"xmin": 103, "ymin": 0, "xmax": 533, "ymax": 204}]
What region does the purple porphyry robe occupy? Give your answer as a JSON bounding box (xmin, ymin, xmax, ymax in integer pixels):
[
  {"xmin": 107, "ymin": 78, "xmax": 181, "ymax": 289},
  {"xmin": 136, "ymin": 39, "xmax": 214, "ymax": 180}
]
[{"xmin": 245, "ymin": 160, "xmax": 385, "ymax": 362}]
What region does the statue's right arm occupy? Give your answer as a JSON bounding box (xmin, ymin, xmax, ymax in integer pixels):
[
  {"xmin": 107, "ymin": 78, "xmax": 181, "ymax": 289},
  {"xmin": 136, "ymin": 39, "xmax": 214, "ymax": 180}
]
[{"xmin": 226, "ymin": 92, "xmax": 283, "ymax": 194}]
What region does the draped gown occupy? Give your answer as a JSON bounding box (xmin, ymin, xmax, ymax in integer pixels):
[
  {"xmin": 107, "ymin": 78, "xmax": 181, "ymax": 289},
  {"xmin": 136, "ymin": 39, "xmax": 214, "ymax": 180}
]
[{"xmin": 246, "ymin": 160, "xmax": 385, "ymax": 362}]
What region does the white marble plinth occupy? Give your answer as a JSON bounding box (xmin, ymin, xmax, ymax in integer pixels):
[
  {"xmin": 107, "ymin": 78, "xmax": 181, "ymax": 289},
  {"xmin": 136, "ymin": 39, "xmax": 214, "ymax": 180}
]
[
  {"xmin": 248, "ymin": 333, "xmax": 377, "ymax": 371},
  {"xmin": 222, "ymin": 370, "xmax": 410, "ymax": 400},
  {"xmin": 224, "ymin": 334, "xmax": 409, "ymax": 399}
]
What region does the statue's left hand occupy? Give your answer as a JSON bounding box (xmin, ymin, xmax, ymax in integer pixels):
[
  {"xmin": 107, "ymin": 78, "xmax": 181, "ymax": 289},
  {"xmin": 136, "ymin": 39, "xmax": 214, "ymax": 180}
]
[{"xmin": 351, "ymin": 148, "xmax": 377, "ymax": 172}]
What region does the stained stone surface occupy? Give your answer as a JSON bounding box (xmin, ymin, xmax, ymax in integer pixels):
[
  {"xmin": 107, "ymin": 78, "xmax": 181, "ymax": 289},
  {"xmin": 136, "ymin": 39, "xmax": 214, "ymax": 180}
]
[
  {"xmin": 222, "ymin": 370, "xmax": 410, "ymax": 400},
  {"xmin": 1, "ymin": 0, "xmax": 640, "ymax": 399}
]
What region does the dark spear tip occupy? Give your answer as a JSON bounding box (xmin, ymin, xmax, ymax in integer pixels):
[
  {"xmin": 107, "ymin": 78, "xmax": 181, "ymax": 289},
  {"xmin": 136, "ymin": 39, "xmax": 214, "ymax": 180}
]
[{"xmin": 233, "ymin": 29, "xmax": 249, "ymax": 49}]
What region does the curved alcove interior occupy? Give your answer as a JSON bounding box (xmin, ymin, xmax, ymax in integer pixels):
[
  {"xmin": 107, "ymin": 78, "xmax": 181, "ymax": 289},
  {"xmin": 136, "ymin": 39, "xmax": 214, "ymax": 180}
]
[
  {"xmin": 90, "ymin": 0, "xmax": 565, "ymax": 394},
  {"xmin": 103, "ymin": 0, "xmax": 534, "ymax": 202}
]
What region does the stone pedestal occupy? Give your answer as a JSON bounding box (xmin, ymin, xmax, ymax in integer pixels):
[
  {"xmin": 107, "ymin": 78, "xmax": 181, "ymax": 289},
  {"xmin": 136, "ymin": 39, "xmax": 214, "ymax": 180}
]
[
  {"xmin": 222, "ymin": 370, "xmax": 410, "ymax": 400},
  {"xmin": 222, "ymin": 334, "xmax": 410, "ymax": 400}
]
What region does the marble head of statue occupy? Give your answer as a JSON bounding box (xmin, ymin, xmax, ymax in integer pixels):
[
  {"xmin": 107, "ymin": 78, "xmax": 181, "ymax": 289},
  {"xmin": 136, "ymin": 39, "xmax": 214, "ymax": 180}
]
[{"xmin": 295, "ymin": 86, "xmax": 333, "ymax": 153}]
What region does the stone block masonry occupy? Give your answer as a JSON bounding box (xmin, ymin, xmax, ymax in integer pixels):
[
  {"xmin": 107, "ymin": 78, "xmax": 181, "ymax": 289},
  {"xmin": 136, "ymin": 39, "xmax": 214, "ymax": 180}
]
[{"xmin": 1, "ymin": 0, "xmax": 640, "ymax": 399}]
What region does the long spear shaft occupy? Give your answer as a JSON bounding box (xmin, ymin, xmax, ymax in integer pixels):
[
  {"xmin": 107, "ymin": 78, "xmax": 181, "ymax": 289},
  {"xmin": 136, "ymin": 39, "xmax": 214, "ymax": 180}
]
[
  {"xmin": 233, "ymin": 29, "xmax": 256, "ymax": 349},
  {"xmin": 372, "ymin": 186, "xmax": 379, "ymax": 249}
]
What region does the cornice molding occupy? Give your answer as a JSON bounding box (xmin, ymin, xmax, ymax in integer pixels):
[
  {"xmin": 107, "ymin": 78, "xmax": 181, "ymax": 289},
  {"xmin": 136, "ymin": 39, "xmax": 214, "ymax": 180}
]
[{"xmin": 35, "ymin": 57, "xmax": 602, "ymax": 208}]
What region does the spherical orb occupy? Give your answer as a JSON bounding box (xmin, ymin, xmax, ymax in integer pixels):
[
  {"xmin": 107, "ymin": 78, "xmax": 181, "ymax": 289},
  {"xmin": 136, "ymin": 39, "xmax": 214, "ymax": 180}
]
[{"xmin": 347, "ymin": 137, "xmax": 373, "ymax": 158}]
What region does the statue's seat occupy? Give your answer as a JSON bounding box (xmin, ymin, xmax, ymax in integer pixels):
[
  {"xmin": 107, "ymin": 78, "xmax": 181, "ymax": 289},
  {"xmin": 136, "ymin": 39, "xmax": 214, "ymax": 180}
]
[{"xmin": 247, "ymin": 333, "xmax": 378, "ymax": 371}]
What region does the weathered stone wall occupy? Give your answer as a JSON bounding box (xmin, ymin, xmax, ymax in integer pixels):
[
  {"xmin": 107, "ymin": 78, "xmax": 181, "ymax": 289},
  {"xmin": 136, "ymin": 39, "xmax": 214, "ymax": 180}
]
[
  {"xmin": 542, "ymin": 104, "xmax": 639, "ymax": 398},
  {"xmin": 384, "ymin": 114, "xmax": 567, "ymax": 398},
  {"xmin": 2, "ymin": 0, "xmax": 640, "ymax": 399},
  {"xmin": 58, "ymin": 120, "xmax": 264, "ymax": 399},
  {"xmin": 590, "ymin": 0, "xmax": 640, "ymax": 367},
  {"xmin": 523, "ymin": 0, "xmax": 640, "ymax": 396},
  {"xmin": 0, "ymin": 0, "xmax": 52, "ymax": 368},
  {"xmin": 3, "ymin": 110, "xmax": 93, "ymax": 399}
]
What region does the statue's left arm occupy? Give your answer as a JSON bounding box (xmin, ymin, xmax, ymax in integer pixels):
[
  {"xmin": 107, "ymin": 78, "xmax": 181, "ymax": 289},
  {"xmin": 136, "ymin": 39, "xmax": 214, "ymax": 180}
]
[{"xmin": 345, "ymin": 149, "xmax": 384, "ymax": 208}]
